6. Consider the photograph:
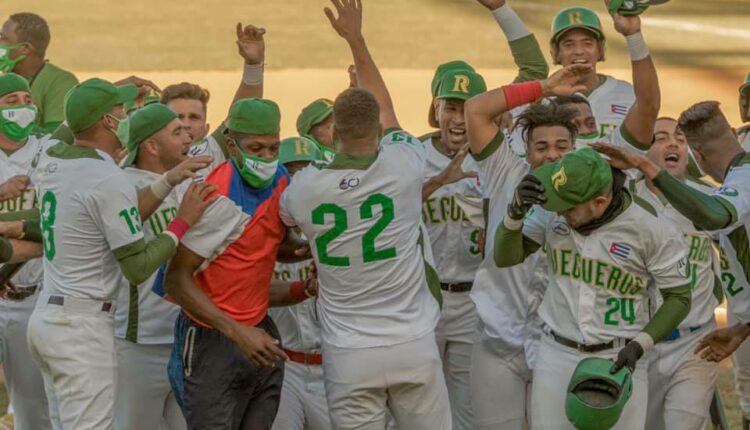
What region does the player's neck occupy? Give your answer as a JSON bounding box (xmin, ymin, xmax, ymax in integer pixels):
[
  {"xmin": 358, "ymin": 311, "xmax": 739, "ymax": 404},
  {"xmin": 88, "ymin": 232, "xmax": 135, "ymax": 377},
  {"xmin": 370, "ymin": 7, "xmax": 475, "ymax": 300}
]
[
  {"xmin": 0, "ymin": 134, "xmax": 26, "ymax": 153},
  {"xmin": 73, "ymin": 136, "xmax": 120, "ymax": 158},
  {"xmin": 580, "ymin": 71, "xmax": 602, "ymax": 95},
  {"xmin": 134, "ymin": 158, "xmax": 167, "ymax": 175},
  {"xmin": 13, "ymin": 56, "xmax": 45, "ymax": 80},
  {"xmin": 338, "ymin": 139, "xmax": 378, "ymax": 158}
]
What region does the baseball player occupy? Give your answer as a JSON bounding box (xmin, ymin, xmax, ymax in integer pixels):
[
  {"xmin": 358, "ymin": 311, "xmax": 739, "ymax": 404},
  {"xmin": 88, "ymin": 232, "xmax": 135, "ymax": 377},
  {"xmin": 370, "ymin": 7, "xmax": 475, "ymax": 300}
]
[
  {"xmin": 494, "ymin": 147, "xmax": 691, "ymax": 429},
  {"xmin": 739, "ymin": 72, "xmax": 750, "ymax": 149},
  {"xmin": 0, "ymin": 13, "xmax": 78, "ymax": 133},
  {"xmin": 297, "ymin": 99, "xmax": 337, "ymax": 163},
  {"xmin": 629, "ymin": 117, "xmax": 721, "ymax": 430},
  {"xmin": 26, "ymin": 77, "xmax": 214, "ymax": 430},
  {"xmin": 280, "ymin": 1, "xmax": 452, "ymax": 428},
  {"xmin": 549, "ymin": 5, "xmax": 635, "ymax": 138}
]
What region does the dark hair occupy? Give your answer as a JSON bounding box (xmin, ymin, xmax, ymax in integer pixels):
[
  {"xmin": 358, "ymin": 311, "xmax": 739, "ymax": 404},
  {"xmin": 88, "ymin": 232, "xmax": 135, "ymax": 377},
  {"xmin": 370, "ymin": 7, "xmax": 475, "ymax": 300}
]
[
  {"xmin": 551, "ymin": 94, "xmax": 590, "ymax": 109},
  {"xmin": 160, "ymin": 82, "xmax": 210, "ymax": 112},
  {"xmin": 9, "ymin": 13, "xmax": 50, "ymax": 56},
  {"xmin": 333, "ymin": 88, "xmax": 380, "ymax": 140},
  {"xmin": 677, "ymin": 101, "xmax": 732, "ymax": 150},
  {"xmin": 514, "ymin": 101, "xmax": 578, "ymax": 144}
]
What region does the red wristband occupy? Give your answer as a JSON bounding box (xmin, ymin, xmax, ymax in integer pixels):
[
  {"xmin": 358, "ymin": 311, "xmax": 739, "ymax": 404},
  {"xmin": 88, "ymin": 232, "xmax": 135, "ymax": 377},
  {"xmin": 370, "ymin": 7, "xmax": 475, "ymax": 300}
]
[
  {"xmin": 502, "ymin": 81, "xmax": 544, "ymax": 110},
  {"xmin": 165, "ymin": 217, "xmax": 190, "ymax": 242},
  {"xmin": 290, "ymin": 281, "xmax": 308, "ymax": 303}
]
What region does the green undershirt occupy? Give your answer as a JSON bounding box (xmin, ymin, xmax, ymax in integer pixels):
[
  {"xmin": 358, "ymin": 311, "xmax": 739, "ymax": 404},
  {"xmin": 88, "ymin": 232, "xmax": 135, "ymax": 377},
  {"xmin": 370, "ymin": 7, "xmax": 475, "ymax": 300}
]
[
  {"xmin": 113, "ymin": 234, "xmax": 177, "ymax": 286},
  {"xmin": 651, "ymin": 170, "xmax": 735, "ymax": 231}
]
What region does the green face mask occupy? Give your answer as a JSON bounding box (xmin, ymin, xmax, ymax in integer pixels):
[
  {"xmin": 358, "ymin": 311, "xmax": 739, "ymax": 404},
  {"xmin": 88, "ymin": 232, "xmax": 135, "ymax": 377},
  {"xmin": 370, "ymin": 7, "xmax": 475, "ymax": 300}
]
[
  {"xmin": 0, "ymin": 44, "xmax": 25, "ymax": 73},
  {"xmin": 0, "ymin": 104, "xmax": 37, "ymax": 143},
  {"xmin": 105, "ymin": 114, "xmax": 130, "ymax": 147},
  {"xmin": 232, "ymin": 146, "xmax": 279, "ymax": 189}
]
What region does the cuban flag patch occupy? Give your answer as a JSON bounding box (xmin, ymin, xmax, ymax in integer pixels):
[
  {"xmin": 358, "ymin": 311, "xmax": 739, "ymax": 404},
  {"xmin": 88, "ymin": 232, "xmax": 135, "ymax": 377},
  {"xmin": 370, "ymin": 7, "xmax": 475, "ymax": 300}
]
[
  {"xmin": 610, "ymin": 242, "xmax": 631, "ymax": 260},
  {"xmin": 611, "ymin": 104, "xmax": 629, "ymax": 116}
]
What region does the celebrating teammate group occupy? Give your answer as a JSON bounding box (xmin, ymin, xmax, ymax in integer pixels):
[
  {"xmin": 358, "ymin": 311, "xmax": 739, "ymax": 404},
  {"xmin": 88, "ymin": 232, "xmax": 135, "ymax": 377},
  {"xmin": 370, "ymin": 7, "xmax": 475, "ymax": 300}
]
[{"xmin": 0, "ymin": 0, "xmax": 749, "ymax": 429}]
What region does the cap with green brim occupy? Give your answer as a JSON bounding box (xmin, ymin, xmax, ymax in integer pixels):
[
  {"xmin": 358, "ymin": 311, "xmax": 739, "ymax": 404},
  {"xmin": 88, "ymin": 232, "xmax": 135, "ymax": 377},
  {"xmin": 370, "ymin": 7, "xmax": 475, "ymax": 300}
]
[
  {"xmin": 428, "ymin": 60, "xmax": 475, "ymax": 128},
  {"xmin": 279, "ymin": 136, "xmax": 323, "ymax": 165},
  {"xmin": 227, "ymin": 98, "xmax": 280, "ymax": 135},
  {"xmin": 122, "ymin": 103, "xmax": 178, "ymax": 167},
  {"xmin": 532, "ymin": 147, "xmax": 612, "ymax": 213},
  {"xmin": 740, "ymin": 72, "xmax": 750, "ymax": 96},
  {"xmin": 435, "ymin": 69, "xmax": 487, "ymax": 101},
  {"xmin": 0, "ymin": 73, "xmax": 30, "ymax": 98},
  {"xmin": 296, "ymin": 98, "xmax": 333, "ymax": 136},
  {"xmin": 551, "ymin": 7, "xmax": 605, "ymax": 44},
  {"xmin": 64, "ymin": 78, "xmax": 138, "ymax": 133},
  {"xmin": 124, "ymin": 92, "xmax": 161, "ymax": 115}
]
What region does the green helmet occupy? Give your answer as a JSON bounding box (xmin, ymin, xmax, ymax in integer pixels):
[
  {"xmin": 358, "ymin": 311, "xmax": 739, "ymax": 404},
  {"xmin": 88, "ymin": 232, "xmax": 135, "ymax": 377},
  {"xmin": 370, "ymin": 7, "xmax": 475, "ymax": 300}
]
[
  {"xmin": 551, "ymin": 7, "xmax": 604, "ymax": 44},
  {"xmin": 607, "ymin": 0, "xmax": 650, "ymax": 16},
  {"xmin": 565, "ymin": 357, "xmax": 633, "ymax": 430},
  {"xmin": 279, "ymin": 136, "xmax": 322, "ymax": 166}
]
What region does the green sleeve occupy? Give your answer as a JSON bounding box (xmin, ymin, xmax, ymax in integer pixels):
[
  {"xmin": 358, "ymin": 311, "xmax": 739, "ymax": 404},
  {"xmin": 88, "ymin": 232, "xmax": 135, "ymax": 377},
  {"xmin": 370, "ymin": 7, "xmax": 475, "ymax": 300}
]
[
  {"xmin": 51, "ymin": 123, "xmax": 74, "ymax": 145},
  {"xmin": 113, "ymin": 234, "xmax": 177, "ymax": 285},
  {"xmin": 509, "ymin": 34, "xmax": 549, "ymax": 83},
  {"xmin": 651, "ymin": 170, "xmax": 734, "ymax": 230},
  {"xmin": 210, "ymin": 123, "xmax": 229, "ymax": 160},
  {"xmin": 0, "ymin": 209, "xmax": 39, "ymax": 222},
  {"xmin": 643, "ymin": 285, "xmax": 692, "ymax": 342},
  {"xmin": 39, "ymin": 74, "xmax": 79, "ymax": 129},
  {"xmin": 0, "ymin": 237, "xmax": 11, "ymax": 263},
  {"xmin": 494, "ymin": 222, "xmax": 541, "ymax": 267}
]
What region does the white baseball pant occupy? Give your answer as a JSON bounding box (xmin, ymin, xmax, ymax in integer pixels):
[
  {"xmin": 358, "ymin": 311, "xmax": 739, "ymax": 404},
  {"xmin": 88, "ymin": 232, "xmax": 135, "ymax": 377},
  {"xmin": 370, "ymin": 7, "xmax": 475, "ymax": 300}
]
[
  {"xmin": 271, "ymin": 361, "xmax": 331, "ymax": 430},
  {"xmin": 730, "ymin": 311, "xmax": 750, "ymax": 419}
]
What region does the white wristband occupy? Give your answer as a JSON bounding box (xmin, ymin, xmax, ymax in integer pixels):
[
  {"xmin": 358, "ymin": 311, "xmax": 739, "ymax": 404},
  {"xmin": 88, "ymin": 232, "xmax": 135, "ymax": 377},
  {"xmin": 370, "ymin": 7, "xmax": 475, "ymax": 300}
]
[
  {"xmin": 492, "ymin": 4, "xmax": 531, "ymax": 41},
  {"xmin": 633, "ymin": 332, "xmax": 654, "ymax": 353},
  {"xmin": 626, "ymin": 32, "xmax": 649, "ymax": 61},
  {"xmin": 502, "ymin": 214, "xmax": 524, "ymax": 231},
  {"xmin": 242, "ymin": 63, "xmax": 264, "ymax": 86},
  {"xmin": 150, "ymin": 174, "xmax": 173, "ymax": 200}
]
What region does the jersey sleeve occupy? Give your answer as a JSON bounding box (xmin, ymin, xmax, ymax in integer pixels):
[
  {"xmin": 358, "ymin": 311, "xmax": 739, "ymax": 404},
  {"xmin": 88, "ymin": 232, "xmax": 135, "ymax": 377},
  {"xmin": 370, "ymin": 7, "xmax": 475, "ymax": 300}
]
[
  {"xmin": 714, "ymin": 166, "xmax": 750, "ymax": 233},
  {"xmin": 475, "ymin": 130, "xmax": 525, "ymax": 199},
  {"xmin": 607, "ymin": 125, "xmax": 649, "ymax": 154},
  {"xmin": 380, "ymin": 129, "xmax": 426, "ymax": 172},
  {"xmin": 647, "ymin": 219, "xmax": 691, "ymax": 290},
  {"xmin": 279, "ymin": 187, "xmax": 298, "ymax": 228},
  {"xmin": 88, "ymin": 173, "xmax": 144, "ymax": 251},
  {"xmin": 521, "ymin": 206, "xmax": 551, "ymax": 246},
  {"xmin": 180, "ymin": 197, "xmax": 242, "ymax": 259}
]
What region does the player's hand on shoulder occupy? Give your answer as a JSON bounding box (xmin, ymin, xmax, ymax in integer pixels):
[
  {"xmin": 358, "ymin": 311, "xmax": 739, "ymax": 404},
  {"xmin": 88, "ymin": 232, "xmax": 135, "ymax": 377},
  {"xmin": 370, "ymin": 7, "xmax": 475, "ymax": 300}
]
[
  {"xmin": 165, "ymin": 155, "xmax": 214, "ymax": 186},
  {"xmin": 176, "ymin": 181, "xmax": 218, "ymax": 226},
  {"xmin": 605, "ymin": 0, "xmax": 642, "ymax": 36},
  {"xmin": 541, "ymin": 65, "xmax": 592, "ymax": 97},
  {"xmin": 508, "ymin": 174, "xmax": 546, "ymax": 221},
  {"xmin": 230, "ymin": 324, "xmax": 289, "ymax": 367},
  {"xmin": 0, "ymin": 175, "xmax": 30, "ymax": 202},
  {"xmin": 476, "ymin": 0, "xmax": 506, "ymax": 11},
  {"xmin": 236, "ymin": 22, "xmax": 266, "ymax": 65},
  {"xmin": 324, "ymin": 0, "xmax": 363, "ymax": 42},
  {"xmin": 610, "ymin": 340, "xmax": 644, "ymax": 373}
]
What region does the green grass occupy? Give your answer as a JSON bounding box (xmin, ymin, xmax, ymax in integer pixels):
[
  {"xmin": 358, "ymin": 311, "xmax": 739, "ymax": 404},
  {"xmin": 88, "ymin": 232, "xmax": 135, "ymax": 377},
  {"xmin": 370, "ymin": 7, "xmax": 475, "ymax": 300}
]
[{"xmin": 3, "ymin": 0, "xmax": 749, "ymax": 71}]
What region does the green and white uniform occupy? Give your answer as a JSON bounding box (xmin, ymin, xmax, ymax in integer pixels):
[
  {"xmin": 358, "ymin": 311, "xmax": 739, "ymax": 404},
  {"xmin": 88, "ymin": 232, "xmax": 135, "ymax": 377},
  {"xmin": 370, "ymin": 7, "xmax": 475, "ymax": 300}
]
[
  {"xmin": 280, "ymin": 129, "xmax": 450, "ymax": 430},
  {"xmin": 588, "ymin": 75, "xmax": 635, "ymax": 138},
  {"xmin": 28, "ymin": 63, "xmax": 79, "ymax": 133},
  {"xmin": 188, "ymin": 127, "xmax": 228, "ymax": 176}
]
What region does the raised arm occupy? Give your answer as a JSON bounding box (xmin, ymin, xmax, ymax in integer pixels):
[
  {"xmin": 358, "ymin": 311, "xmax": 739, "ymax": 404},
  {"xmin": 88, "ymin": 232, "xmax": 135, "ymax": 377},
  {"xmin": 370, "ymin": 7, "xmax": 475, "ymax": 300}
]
[
  {"xmin": 325, "ymin": 0, "xmax": 399, "ymax": 131},
  {"xmin": 230, "ymin": 23, "xmax": 266, "ymax": 108}
]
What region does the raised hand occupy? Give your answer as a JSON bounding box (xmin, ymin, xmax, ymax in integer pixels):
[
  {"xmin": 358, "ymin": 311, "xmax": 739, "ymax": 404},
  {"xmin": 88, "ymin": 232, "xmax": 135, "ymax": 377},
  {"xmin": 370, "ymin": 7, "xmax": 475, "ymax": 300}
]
[
  {"xmin": 236, "ymin": 23, "xmax": 266, "ymax": 65},
  {"xmin": 435, "ymin": 144, "xmax": 479, "ymax": 186},
  {"xmin": 589, "ymin": 142, "xmax": 650, "ymax": 171},
  {"xmin": 475, "ymin": 0, "xmax": 506, "ymax": 10},
  {"xmin": 606, "ymin": 0, "xmax": 643, "ymax": 36},
  {"xmin": 165, "ymin": 155, "xmax": 214, "ymax": 186},
  {"xmin": 114, "ymin": 75, "xmax": 161, "ymax": 99},
  {"xmin": 541, "ymin": 64, "xmax": 592, "ymax": 97},
  {"xmin": 324, "ymin": 0, "xmax": 363, "ymax": 42},
  {"xmin": 508, "ymin": 174, "xmax": 546, "ymax": 220}
]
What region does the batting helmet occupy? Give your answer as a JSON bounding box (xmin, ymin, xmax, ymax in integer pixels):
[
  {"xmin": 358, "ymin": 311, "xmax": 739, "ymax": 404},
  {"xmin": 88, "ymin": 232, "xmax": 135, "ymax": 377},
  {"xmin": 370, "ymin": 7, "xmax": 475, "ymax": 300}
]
[
  {"xmin": 565, "ymin": 357, "xmax": 633, "ymax": 430},
  {"xmin": 278, "ymin": 136, "xmax": 323, "ymax": 166},
  {"xmin": 607, "ymin": 0, "xmax": 650, "ymax": 16}
]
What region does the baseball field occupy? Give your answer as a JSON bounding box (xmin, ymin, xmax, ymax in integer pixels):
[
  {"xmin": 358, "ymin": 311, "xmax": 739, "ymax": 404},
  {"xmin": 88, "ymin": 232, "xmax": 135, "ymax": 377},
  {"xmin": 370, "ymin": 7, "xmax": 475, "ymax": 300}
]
[{"xmin": 2, "ymin": 0, "xmax": 750, "ymax": 427}]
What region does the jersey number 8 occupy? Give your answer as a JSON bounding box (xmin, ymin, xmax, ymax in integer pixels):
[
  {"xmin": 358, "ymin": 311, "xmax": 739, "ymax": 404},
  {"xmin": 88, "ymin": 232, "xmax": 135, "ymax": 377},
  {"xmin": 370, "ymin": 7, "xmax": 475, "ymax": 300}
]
[{"xmin": 40, "ymin": 191, "xmax": 57, "ymax": 261}]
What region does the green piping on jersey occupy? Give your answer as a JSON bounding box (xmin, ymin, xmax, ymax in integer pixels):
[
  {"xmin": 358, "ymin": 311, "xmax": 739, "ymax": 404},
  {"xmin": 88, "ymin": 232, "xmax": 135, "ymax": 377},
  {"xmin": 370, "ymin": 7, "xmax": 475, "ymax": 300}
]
[
  {"xmin": 417, "ymin": 130, "xmax": 440, "ymax": 142},
  {"xmin": 46, "ymin": 141, "xmax": 103, "ymax": 160},
  {"xmin": 728, "ymin": 227, "xmax": 750, "ymax": 285},
  {"xmin": 322, "ymin": 151, "xmax": 378, "ymax": 170},
  {"xmin": 125, "ymin": 283, "xmax": 139, "ymax": 342},
  {"xmin": 212, "ymin": 123, "xmax": 230, "ymax": 160},
  {"xmin": 631, "ymin": 192, "xmax": 657, "ymax": 216},
  {"xmin": 418, "ymin": 230, "xmax": 443, "ymax": 308},
  {"xmin": 473, "ymin": 130, "xmax": 505, "ymax": 161},
  {"xmin": 619, "ymin": 124, "xmax": 651, "ymax": 152}
]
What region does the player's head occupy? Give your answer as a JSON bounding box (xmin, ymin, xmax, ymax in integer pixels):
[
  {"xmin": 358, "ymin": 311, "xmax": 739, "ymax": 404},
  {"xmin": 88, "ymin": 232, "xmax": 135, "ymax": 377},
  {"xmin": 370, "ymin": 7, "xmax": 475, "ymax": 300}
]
[
  {"xmin": 65, "ymin": 78, "xmax": 138, "ymax": 153},
  {"xmin": 0, "ymin": 72, "xmax": 36, "ymax": 144},
  {"xmin": 0, "ymin": 13, "xmax": 50, "ymax": 72},
  {"xmin": 160, "ymin": 82, "xmax": 211, "ymax": 142},
  {"xmin": 297, "ymin": 98, "xmax": 334, "ymax": 149},
  {"xmin": 550, "ymin": 7, "xmax": 605, "ymax": 68},
  {"xmin": 647, "ymin": 117, "xmax": 689, "ymax": 180},
  {"xmin": 514, "ymin": 102, "xmax": 577, "ymax": 169},
  {"xmin": 740, "ymin": 72, "xmax": 750, "ymax": 123},
  {"xmin": 433, "ymin": 69, "xmax": 486, "ymax": 154},
  {"xmin": 678, "ymin": 101, "xmax": 740, "ymax": 182},
  {"xmin": 332, "ymin": 88, "xmax": 380, "ymax": 152},
  {"xmin": 225, "ymin": 98, "xmax": 281, "ymax": 188},
  {"xmin": 533, "ymin": 147, "xmax": 613, "ymax": 228},
  {"xmin": 552, "ymin": 94, "xmax": 598, "ymax": 139},
  {"xmin": 122, "ymin": 103, "xmax": 190, "ymax": 171},
  {"xmin": 428, "ymin": 60, "xmax": 475, "ymax": 129},
  {"xmin": 279, "ymin": 136, "xmax": 322, "ymax": 177}
]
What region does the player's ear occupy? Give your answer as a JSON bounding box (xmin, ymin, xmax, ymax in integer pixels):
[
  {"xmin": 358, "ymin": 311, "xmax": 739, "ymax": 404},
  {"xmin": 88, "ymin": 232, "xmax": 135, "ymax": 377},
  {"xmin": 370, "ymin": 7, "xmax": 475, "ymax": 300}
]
[
  {"xmin": 143, "ymin": 138, "xmax": 159, "ymax": 157},
  {"xmin": 433, "ymin": 99, "xmax": 442, "ymax": 123},
  {"xmin": 597, "ymin": 40, "xmax": 606, "ymax": 62}
]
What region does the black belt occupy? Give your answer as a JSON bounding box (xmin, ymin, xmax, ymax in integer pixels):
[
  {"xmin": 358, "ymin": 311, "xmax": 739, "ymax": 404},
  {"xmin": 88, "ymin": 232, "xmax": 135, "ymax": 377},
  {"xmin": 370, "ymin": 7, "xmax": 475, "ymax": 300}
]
[
  {"xmin": 550, "ymin": 330, "xmax": 631, "ymax": 353},
  {"xmin": 4, "ymin": 285, "xmax": 37, "ymax": 301},
  {"xmin": 440, "ymin": 282, "xmax": 473, "ymax": 292},
  {"xmin": 48, "ymin": 295, "xmax": 113, "ymax": 312}
]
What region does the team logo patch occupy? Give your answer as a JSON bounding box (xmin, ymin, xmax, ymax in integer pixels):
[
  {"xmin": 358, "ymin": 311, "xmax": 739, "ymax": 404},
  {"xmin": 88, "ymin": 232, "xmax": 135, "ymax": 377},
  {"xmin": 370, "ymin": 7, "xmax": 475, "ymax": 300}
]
[
  {"xmin": 610, "ymin": 104, "xmax": 628, "ymax": 116},
  {"xmin": 552, "ymin": 167, "xmax": 568, "ymax": 191},
  {"xmin": 677, "ymin": 256, "xmax": 688, "ymax": 277},
  {"xmin": 552, "ymin": 221, "xmax": 571, "ymax": 236},
  {"xmin": 609, "ymin": 242, "xmax": 631, "ymax": 260},
  {"xmin": 339, "ymin": 177, "xmax": 360, "ymax": 190},
  {"xmin": 717, "ymin": 187, "xmax": 739, "ymax": 197}
]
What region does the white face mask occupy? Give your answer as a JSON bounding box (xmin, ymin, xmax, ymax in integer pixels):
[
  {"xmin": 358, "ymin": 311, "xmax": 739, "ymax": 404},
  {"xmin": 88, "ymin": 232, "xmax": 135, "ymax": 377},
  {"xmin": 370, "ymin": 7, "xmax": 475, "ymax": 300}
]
[{"xmin": 244, "ymin": 155, "xmax": 279, "ymax": 181}]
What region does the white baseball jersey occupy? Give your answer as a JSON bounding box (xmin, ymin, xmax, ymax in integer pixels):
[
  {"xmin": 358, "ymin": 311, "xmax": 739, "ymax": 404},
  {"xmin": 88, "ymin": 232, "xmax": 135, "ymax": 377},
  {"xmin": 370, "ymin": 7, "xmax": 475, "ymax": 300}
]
[
  {"xmin": 470, "ymin": 131, "xmax": 546, "ymax": 358},
  {"xmin": 522, "ymin": 193, "xmax": 690, "ymax": 343},
  {"xmin": 268, "ymin": 261, "xmax": 322, "ymax": 353},
  {"xmin": 631, "ymin": 179, "xmax": 720, "ymax": 329},
  {"xmin": 189, "ymin": 132, "xmax": 226, "ymax": 177},
  {"xmin": 35, "ymin": 142, "xmax": 144, "ymax": 300},
  {"xmin": 280, "ymin": 129, "xmax": 440, "ymax": 349},
  {"xmin": 421, "ymin": 133, "xmax": 484, "ymax": 283},
  {"xmin": 114, "ymin": 168, "xmax": 182, "ymax": 344},
  {"xmin": 0, "ymin": 134, "xmax": 53, "ymax": 288},
  {"xmin": 588, "ymin": 75, "xmax": 635, "ymax": 138}
]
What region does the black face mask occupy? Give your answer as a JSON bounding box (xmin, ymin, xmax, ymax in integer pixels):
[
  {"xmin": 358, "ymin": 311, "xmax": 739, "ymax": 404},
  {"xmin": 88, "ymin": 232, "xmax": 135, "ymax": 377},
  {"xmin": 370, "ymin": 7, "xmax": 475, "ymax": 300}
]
[{"xmin": 574, "ymin": 168, "xmax": 629, "ymax": 236}]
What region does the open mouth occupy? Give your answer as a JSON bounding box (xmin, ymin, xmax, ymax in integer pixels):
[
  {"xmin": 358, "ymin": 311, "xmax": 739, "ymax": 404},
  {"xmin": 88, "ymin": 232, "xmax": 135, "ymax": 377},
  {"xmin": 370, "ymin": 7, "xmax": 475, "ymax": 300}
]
[
  {"xmin": 181, "ymin": 147, "xmax": 190, "ymax": 156},
  {"xmin": 449, "ymin": 127, "xmax": 466, "ymax": 138},
  {"xmin": 664, "ymin": 152, "xmax": 680, "ymax": 167},
  {"xmin": 572, "ymin": 59, "xmax": 588, "ymax": 65}
]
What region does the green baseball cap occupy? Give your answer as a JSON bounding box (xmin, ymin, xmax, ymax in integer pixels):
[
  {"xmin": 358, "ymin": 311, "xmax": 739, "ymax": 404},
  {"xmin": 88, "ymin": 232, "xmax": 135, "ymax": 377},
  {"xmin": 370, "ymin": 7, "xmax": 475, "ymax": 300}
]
[
  {"xmin": 122, "ymin": 103, "xmax": 178, "ymax": 167},
  {"xmin": 551, "ymin": 7, "xmax": 605, "ymax": 43},
  {"xmin": 607, "ymin": 0, "xmax": 650, "ymax": 16},
  {"xmin": 532, "ymin": 147, "xmax": 613, "ymax": 213},
  {"xmin": 740, "ymin": 72, "xmax": 750, "ymax": 96},
  {"xmin": 296, "ymin": 98, "xmax": 333, "ymax": 136},
  {"xmin": 436, "ymin": 69, "xmax": 487, "ymax": 101},
  {"xmin": 566, "ymin": 357, "xmax": 633, "ymax": 430},
  {"xmin": 428, "ymin": 60, "xmax": 476, "ymax": 128},
  {"xmin": 0, "ymin": 73, "xmax": 30, "ymax": 98},
  {"xmin": 124, "ymin": 92, "xmax": 161, "ymax": 115},
  {"xmin": 64, "ymin": 78, "xmax": 138, "ymax": 133},
  {"xmin": 279, "ymin": 136, "xmax": 323, "ymax": 165},
  {"xmin": 227, "ymin": 98, "xmax": 281, "ymax": 135}
]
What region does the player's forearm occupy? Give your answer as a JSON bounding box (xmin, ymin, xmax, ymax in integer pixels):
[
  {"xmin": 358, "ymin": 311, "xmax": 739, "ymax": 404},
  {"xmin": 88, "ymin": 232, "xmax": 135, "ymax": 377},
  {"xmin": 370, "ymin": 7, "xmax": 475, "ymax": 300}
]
[
  {"xmin": 0, "ymin": 208, "xmax": 40, "ymax": 222},
  {"xmin": 642, "ymin": 284, "xmax": 692, "ymax": 343},
  {"xmin": 231, "ymin": 63, "xmax": 264, "ymax": 111},
  {"xmin": 622, "ymin": 33, "xmax": 659, "ymax": 147},
  {"xmin": 277, "ymin": 230, "xmax": 310, "ymax": 263},
  {"xmin": 114, "ymin": 235, "xmax": 177, "ymax": 285},
  {"xmin": 346, "ymin": 36, "xmax": 399, "ymax": 130},
  {"xmin": 164, "ymin": 267, "xmax": 239, "ymax": 336},
  {"xmin": 422, "ymin": 177, "xmax": 445, "ymax": 202},
  {"xmin": 494, "ymin": 216, "xmax": 540, "ymax": 267},
  {"xmin": 651, "ymin": 170, "xmax": 733, "ymax": 230},
  {"xmin": 268, "ymin": 280, "xmax": 313, "ymax": 307},
  {"xmin": 0, "ymin": 237, "xmax": 42, "ymax": 263},
  {"xmin": 509, "ymin": 35, "xmax": 549, "ymax": 83},
  {"xmin": 137, "ymin": 175, "xmax": 176, "ymax": 220}
]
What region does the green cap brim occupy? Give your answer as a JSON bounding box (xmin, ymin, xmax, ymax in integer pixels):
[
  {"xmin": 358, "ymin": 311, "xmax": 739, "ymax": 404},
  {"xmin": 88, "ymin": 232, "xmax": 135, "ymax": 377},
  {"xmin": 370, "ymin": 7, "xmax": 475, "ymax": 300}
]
[
  {"xmin": 308, "ymin": 107, "xmax": 333, "ymax": 130},
  {"xmin": 533, "ymin": 162, "xmax": 577, "ymax": 213},
  {"xmin": 554, "ymin": 26, "xmax": 604, "ymax": 43},
  {"xmin": 122, "ymin": 146, "xmax": 138, "ymax": 167}
]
